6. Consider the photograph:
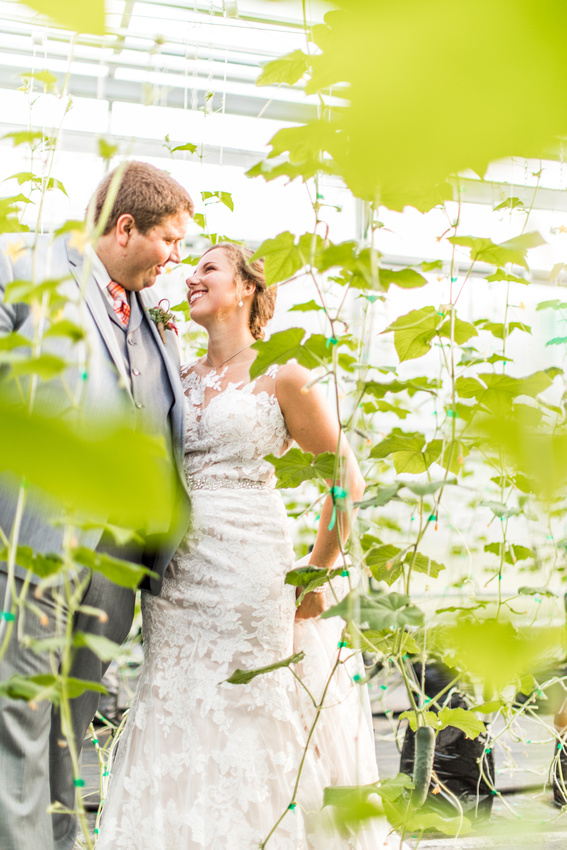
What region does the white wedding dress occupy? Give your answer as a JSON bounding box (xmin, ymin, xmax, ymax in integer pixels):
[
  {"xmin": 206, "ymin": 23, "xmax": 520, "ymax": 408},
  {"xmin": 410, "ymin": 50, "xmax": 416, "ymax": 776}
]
[{"xmin": 96, "ymin": 363, "xmax": 401, "ymax": 850}]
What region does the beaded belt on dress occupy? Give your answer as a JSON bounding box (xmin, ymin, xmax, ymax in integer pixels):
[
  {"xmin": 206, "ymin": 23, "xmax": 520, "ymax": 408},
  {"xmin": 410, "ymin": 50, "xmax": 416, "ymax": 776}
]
[{"xmin": 187, "ymin": 476, "xmax": 271, "ymax": 491}]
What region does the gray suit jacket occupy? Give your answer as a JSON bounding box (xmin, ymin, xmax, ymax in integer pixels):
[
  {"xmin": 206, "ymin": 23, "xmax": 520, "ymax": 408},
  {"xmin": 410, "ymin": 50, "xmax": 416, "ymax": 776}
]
[{"xmin": 0, "ymin": 234, "xmax": 190, "ymax": 593}]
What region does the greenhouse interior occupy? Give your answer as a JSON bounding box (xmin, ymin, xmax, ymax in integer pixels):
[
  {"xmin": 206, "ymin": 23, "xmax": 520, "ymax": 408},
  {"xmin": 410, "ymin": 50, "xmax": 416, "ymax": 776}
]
[{"xmin": 2, "ymin": 1, "xmax": 567, "ymax": 849}]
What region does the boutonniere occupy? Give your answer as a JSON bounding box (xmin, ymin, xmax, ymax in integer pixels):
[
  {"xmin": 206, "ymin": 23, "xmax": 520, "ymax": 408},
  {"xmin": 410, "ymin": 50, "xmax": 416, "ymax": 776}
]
[{"xmin": 148, "ymin": 299, "xmax": 178, "ymax": 345}]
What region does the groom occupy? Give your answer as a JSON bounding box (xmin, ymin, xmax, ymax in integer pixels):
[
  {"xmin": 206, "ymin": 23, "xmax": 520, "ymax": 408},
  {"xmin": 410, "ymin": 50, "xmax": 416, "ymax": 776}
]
[{"xmin": 0, "ymin": 161, "xmax": 193, "ymax": 850}]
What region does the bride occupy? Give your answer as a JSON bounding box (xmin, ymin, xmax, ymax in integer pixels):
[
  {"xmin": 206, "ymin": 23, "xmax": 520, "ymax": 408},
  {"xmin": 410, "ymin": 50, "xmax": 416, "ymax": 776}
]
[{"xmin": 96, "ymin": 243, "xmax": 402, "ymax": 849}]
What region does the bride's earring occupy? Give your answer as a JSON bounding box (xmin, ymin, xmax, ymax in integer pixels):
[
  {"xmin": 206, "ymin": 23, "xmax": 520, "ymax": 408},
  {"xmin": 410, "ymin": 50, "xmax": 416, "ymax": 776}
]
[{"xmin": 238, "ymin": 299, "xmax": 243, "ymax": 307}]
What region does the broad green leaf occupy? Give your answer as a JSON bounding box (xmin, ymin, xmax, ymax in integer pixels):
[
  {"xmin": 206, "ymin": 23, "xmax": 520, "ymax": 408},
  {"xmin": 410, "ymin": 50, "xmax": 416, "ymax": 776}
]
[
  {"xmin": 72, "ymin": 548, "xmax": 157, "ymax": 590},
  {"xmin": 97, "ymin": 138, "xmax": 118, "ymax": 160},
  {"xmin": 284, "ymin": 565, "xmax": 344, "ymax": 588},
  {"xmin": 370, "ymin": 429, "xmax": 441, "ymax": 474},
  {"xmin": 370, "ymin": 429, "xmax": 425, "ymax": 459},
  {"xmin": 382, "ymin": 306, "xmax": 444, "ymax": 362},
  {"xmin": 403, "ymin": 479, "xmax": 455, "ymax": 496},
  {"xmin": 2, "ymin": 130, "xmax": 44, "ymax": 147},
  {"xmin": 518, "ymin": 585, "xmax": 556, "ymax": 597},
  {"xmin": 249, "ymin": 231, "xmax": 304, "ymax": 285},
  {"xmin": 409, "ymin": 552, "xmax": 445, "ymax": 578},
  {"xmin": 493, "ymin": 196, "xmax": 525, "ymax": 211},
  {"xmin": 482, "ymin": 320, "xmax": 531, "ymax": 339},
  {"xmin": 4, "ymin": 276, "xmax": 70, "ymax": 304},
  {"xmin": 22, "ymin": 0, "xmax": 106, "ymax": 35},
  {"xmin": 480, "ymin": 501, "xmax": 522, "ymax": 519},
  {"xmin": 448, "ymin": 231, "xmax": 544, "ymax": 269},
  {"xmin": 0, "ymin": 673, "xmax": 106, "ymax": 704},
  {"xmin": 250, "ymin": 329, "xmax": 346, "ymax": 379},
  {"xmin": 484, "ymin": 542, "xmax": 534, "ymax": 564},
  {"xmin": 366, "ymin": 544, "xmax": 404, "ymax": 585},
  {"xmin": 437, "ymin": 706, "xmax": 486, "ymax": 739},
  {"xmin": 445, "ymin": 619, "xmax": 565, "ymax": 691},
  {"xmin": 257, "ymin": 50, "xmax": 310, "ymax": 87},
  {"xmin": 321, "ymin": 591, "xmax": 425, "ymax": 630},
  {"xmin": 378, "ymin": 268, "xmax": 428, "ymax": 290},
  {"xmin": 171, "ymin": 142, "xmax": 198, "ymax": 154},
  {"xmin": 68, "ymin": 521, "xmax": 144, "ymax": 548},
  {"xmin": 359, "ymin": 629, "xmax": 419, "ymax": 655},
  {"xmin": 399, "ymin": 710, "xmax": 439, "ymax": 732},
  {"xmin": 0, "ymin": 400, "xmax": 177, "ymax": 528},
  {"xmin": 0, "ymin": 332, "xmax": 31, "ymax": 351},
  {"xmin": 537, "ymin": 299, "xmax": 567, "ymax": 311},
  {"xmin": 485, "ymin": 268, "xmax": 529, "ymax": 284},
  {"xmin": 73, "ymin": 632, "xmax": 125, "ymax": 662},
  {"xmin": 546, "ymin": 336, "xmax": 567, "ymax": 347},
  {"xmin": 43, "ymin": 319, "xmax": 85, "ymax": 343},
  {"xmin": 289, "ymin": 299, "xmax": 323, "ymax": 312},
  {"xmin": 316, "ymin": 241, "xmax": 358, "ymax": 272},
  {"xmin": 20, "ymin": 70, "xmax": 58, "ymax": 92},
  {"xmin": 422, "ymin": 260, "xmax": 443, "ymax": 272},
  {"xmin": 0, "ymin": 546, "xmax": 63, "ymax": 578},
  {"xmin": 354, "ymin": 483, "xmax": 402, "ymax": 509},
  {"xmin": 438, "ymin": 440, "xmax": 469, "ymax": 476},
  {"xmin": 225, "ymin": 651, "xmax": 304, "ymax": 684},
  {"xmin": 2, "ymin": 352, "xmax": 68, "ymax": 380},
  {"xmin": 265, "ymin": 447, "xmax": 336, "ymax": 488},
  {"xmin": 438, "ymin": 316, "xmax": 478, "ymax": 345}
]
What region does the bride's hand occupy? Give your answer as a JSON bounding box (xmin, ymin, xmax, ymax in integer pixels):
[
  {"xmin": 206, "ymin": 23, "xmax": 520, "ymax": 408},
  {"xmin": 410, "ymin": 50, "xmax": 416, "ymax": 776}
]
[{"xmin": 294, "ymin": 588, "xmax": 327, "ymax": 620}]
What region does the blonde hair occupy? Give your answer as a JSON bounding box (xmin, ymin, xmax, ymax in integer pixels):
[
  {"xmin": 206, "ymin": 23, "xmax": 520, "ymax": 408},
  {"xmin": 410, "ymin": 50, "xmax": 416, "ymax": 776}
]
[{"xmin": 201, "ymin": 242, "xmax": 276, "ymax": 340}]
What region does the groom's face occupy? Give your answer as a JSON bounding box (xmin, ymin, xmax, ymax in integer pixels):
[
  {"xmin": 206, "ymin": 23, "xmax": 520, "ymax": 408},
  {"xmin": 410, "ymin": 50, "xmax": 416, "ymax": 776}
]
[{"xmin": 119, "ymin": 210, "xmax": 189, "ymax": 291}]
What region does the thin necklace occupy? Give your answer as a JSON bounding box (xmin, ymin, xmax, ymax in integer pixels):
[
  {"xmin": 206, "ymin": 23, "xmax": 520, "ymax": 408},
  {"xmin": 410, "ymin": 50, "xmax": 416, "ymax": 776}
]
[{"xmin": 205, "ymin": 342, "xmax": 253, "ymax": 370}]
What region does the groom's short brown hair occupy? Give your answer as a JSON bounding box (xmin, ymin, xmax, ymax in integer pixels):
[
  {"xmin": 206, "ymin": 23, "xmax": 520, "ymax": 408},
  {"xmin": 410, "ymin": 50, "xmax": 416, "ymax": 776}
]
[{"xmin": 92, "ymin": 161, "xmax": 194, "ymax": 235}]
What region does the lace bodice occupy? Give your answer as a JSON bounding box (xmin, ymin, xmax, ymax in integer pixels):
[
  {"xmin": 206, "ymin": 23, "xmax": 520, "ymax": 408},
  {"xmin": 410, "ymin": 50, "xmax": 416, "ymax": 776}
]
[{"xmin": 181, "ymin": 361, "xmax": 293, "ymax": 486}]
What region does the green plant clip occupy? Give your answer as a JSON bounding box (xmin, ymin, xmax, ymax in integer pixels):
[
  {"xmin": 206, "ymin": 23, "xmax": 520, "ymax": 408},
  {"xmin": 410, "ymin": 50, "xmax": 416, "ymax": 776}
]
[
  {"xmin": 326, "ymin": 336, "xmax": 338, "ymax": 348},
  {"xmin": 0, "ymin": 611, "xmax": 15, "ymax": 621},
  {"xmin": 73, "ymin": 778, "xmax": 85, "ymax": 787}
]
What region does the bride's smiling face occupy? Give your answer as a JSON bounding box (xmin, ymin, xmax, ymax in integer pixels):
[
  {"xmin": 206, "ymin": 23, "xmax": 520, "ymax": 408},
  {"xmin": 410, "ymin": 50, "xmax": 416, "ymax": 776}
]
[{"xmin": 186, "ymin": 248, "xmax": 240, "ymax": 326}]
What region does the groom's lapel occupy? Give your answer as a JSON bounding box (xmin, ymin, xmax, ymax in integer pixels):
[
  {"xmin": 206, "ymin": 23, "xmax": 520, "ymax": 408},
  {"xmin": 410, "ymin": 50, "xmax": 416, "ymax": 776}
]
[
  {"xmin": 139, "ymin": 289, "xmax": 185, "ymax": 467},
  {"xmin": 66, "ymin": 239, "xmax": 134, "ymax": 402}
]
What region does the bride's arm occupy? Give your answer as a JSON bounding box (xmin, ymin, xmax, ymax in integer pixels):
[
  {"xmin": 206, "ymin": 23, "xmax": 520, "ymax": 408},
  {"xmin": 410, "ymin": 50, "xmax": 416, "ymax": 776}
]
[{"xmin": 276, "ymin": 363, "xmax": 365, "ymax": 619}]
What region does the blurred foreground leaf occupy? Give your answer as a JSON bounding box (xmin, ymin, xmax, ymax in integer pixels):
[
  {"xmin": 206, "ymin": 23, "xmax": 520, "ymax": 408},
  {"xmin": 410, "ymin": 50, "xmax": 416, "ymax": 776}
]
[
  {"xmin": 322, "ymin": 591, "xmax": 424, "ymax": 630},
  {"xmin": 0, "ymin": 399, "xmax": 178, "ymax": 529}
]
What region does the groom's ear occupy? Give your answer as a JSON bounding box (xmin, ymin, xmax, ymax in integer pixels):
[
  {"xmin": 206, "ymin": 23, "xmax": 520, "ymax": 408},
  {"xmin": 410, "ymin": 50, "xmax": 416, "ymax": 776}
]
[{"xmin": 115, "ymin": 213, "xmax": 136, "ymax": 247}]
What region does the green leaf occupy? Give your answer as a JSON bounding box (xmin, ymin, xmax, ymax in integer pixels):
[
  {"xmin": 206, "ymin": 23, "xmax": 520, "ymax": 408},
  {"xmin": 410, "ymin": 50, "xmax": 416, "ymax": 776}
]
[
  {"xmin": 289, "ymin": 299, "xmax": 323, "ymax": 312},
  {"xmin": 249, "ymin": 329, "xmax": 347, "ymax": 380},
  {"xmin": 0, "ymin": 673, "xmax": 106, "ymax": 705},
  {"xmin": 370, "ymin": 429, "xmax": 441, "ymax": 474},
  {"xmin": 284, "ymin": 565, "xmax": 344, "ymax": 588},
  {"xmin": 72, "ymin": 548, "xmax": 157, "ymax": 590},
  {"xmin": 399, "ymin": 710, "xmax": 439, "ymax": 732},
  {"xmin": 437, "ymin": 706, "xmax": 486, "ymax": 739},
  {"xmin": 546, "ymin": 336, "xmax": 567, "ymax": 346},
  {"xmin": 20, "ymin": 70, "xmax": 58, "ymax": 92},
  {"xmin": 321, "ymin": 591, "xmax": 425, "ymax": 630},
  {"xmin": 438, "ymin": 316, "xmax": 478, "ymax": 344},
  {"xmin": 403, "ymin": 479, "xmax": 456, "ymax": 496},
  {"xmin": 537, "ymin": 299, "xmax": 567, "ymax": 311},
  {"xmin": 257, "ymin": 50, "xmax": 310, "ymax": 87},
  {"xmin": 0, "ymin": 546, "xmax": 63, "ymax": 578},
  {"xmin": 43, "ymin": 319, "xmax": 85, "ymax": 343},
  {"xmin": 0, "ymin": 332, "xmax": 31, "ymax": 351},
  {"xmin": 482, "ymin": 320, "xmax": 531, "ymax": 339},
  {"xmin": 366, "ymin": 544, "xmax": 404, "ymax": 585},
  {"xmin": 22, "ymin": 0, "xmax": 106, "ymax": 35},
  {"xmin": 171, "ymin": 142, "xmax": 198, "ymax": 154},
  {"xmin": 2, "ymin": 130, "xmax": 44, "ymax": 147},
  {"xmin": 0, "ymin": 399, "xmax": 178, "ymax": 529},
  {"xmin": 410, "ymin": 551, "xmax": 445, "ymax": 578},
  {"xmin": 250, "ymin": 231, "xmax": 304, "ymax": 285},
  {"xmin": 518, "ymin": 585, "xmax": 556, "ymax": 597},
  {"xmin": 354, "ymin": 483, "xmax": 402, "ymax": 509},
  {"xmin": 484, "ymin": 543, "xmax": 534, "ymax": 564},
  {"xmin": 480, "ymin": 501, "xmax": 522, "ymax": 519},
  {"xmin": 4, "ymin": 276, "xmax": 69, "ymax": 305},
  {"xmin": 422, "ymin": 260, "xmax": 443, "ymax": 272},
  {"xmin": 97, "ymin": 138, "xmax": 118, "ymax": 160},
  {"xmin": 382, "ymin": 306, "xmax": 444, "ymax": 362},
  {"xmin": 225, "ymin": 651, "xmax": 304, "ymax": 685},
  {"xmin": 485, "ymin": 268, "xmax": 529, "ymax": 284},
  {"xmin": 493, "ymin": 196, "xmax": 525, "ymax": 211},
  {"xmin": 449, "ymin": 231, "xmax": 545, "ymax": 269},
  {"xmin": 1, "ymin": 352, "xmax": 68, "ymax": 380},
  {"xmin": 74, "ymin": 632, "xmax": 125, "ymax": 662},
  {"xmin": 378, "ymin": 268, "xmax": 428, "ymax": 290},
  {"xmin": 265, "ymin": 447, "xmax": 336, "ymax": 489}
]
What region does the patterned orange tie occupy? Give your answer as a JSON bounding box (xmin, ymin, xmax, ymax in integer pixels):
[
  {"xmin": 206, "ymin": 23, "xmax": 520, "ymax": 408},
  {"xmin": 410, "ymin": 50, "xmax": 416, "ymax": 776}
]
[{"xmin": 107, "ymin": 281, "xmax": 130, "ymax": 328}]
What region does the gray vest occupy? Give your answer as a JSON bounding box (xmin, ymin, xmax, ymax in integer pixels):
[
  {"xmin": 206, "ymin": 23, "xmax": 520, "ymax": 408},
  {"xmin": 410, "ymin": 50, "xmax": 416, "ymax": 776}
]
[{"xmin": 103, "ymin": 290, "xmax": 175, "ymax": 460}]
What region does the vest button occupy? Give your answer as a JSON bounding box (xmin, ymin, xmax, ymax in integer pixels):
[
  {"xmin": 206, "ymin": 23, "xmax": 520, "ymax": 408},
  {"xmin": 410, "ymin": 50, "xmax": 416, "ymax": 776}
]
[
  {"xmin": 132, "ymin": 368, "xmax": 140, "ymax": 376},
  {"xmin": 128, "ymin": 337, "xmax": 136, "ymax": 346},
  {"xmin": 135, "ymin": 402, "xmax": 144, "ymax": 409}
]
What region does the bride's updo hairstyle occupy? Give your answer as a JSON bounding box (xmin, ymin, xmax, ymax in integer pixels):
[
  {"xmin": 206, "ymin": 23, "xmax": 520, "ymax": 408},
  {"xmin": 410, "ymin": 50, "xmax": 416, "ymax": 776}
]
[{"xmin": 202, "ymin": 242, "xmax": 276, "ymax": 340}]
